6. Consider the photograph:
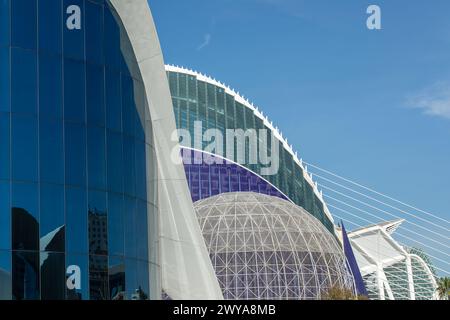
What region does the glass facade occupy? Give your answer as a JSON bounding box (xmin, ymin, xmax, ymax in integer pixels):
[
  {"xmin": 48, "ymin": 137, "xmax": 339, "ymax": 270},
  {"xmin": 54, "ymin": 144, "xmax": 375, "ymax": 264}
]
[
  {"xmin": 194, "ymin": 192, "xmax": 356, "ymax": 300},
  {"xmin": 0, "ymin": 0, "xmax": 155, "ymax": 300},
  {"xmin": 168, "ymin": 70, "xmax": 334, "ymax": 233},
  {"xmin": 182, "ymin": 148, "xmax": 287, "ymax": 202}
]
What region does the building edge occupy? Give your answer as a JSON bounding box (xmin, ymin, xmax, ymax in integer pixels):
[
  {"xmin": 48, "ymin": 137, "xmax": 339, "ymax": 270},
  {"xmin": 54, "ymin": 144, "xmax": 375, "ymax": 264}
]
[{"xmin": 109, "ymin": 0, "xmax": 223, "ymax": 300}]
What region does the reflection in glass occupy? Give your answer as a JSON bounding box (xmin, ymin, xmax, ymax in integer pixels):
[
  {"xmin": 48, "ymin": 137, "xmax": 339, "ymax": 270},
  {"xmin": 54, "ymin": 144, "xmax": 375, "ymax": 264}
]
[
  {"xmin": 0, "ymin": 114, "xmax": 10, "ymax": 181},
  {"xmin": 109, "ymin": 257, "xmax": 125, "ymax": 300},
  {"xmin": 40, "ymin": 252, "xmax": 65, "ymax": 300},
  {"xmin": 0, "ymin": 182, "xmax": 10, "ymax": 251},
  {"xmin": 0, "ymin": 251, "xmax": 11, "ymax": 300},
  {"xmin": 12, "ymin": 251, "xmax": 39, "ymax": 300},
  {"xmin": 12, "ymin": 183, "xmax": 39, "ymax": 251}
]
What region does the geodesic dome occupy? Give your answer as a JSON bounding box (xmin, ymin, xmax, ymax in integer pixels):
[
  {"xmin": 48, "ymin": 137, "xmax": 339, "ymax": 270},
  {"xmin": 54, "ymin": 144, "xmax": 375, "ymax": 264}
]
[{"xmin": 194, "ymin": 192, "xmax": 356, "ymax": 300}]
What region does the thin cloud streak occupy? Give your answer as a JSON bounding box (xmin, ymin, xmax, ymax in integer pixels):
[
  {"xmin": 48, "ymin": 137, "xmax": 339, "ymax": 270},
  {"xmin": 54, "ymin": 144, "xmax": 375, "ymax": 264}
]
[
  {"xmin": 197, "ymin": 33, "xmax": 211, "ymax": 51},
  {"xmin": 408, "ymin": 82, "xmax": 450, "ymax": 120}
]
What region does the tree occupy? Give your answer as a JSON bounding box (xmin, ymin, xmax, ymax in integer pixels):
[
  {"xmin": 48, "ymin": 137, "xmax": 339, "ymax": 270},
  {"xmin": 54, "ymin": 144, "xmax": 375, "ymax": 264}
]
[
  {"xmin": 321, "ymin": 285, "xmax": 368, "ymax": 300},
  {"xmin": 436, "ymin": 277, "xmax": 450, "ymax": 300}
]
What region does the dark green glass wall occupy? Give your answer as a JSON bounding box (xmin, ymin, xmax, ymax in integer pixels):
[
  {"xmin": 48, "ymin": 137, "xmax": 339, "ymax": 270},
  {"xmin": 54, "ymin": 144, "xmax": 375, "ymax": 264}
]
[{"xmin": 168, "ymin": 70, "xmax": 334, "ymax": 232}]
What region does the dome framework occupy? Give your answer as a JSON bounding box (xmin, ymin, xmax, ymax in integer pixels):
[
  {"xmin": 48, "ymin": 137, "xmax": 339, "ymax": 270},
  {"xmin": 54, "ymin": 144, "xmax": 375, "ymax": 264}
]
[{"xmin": 195, "ymin": 192, "xmax": 356, "ymax": 300}]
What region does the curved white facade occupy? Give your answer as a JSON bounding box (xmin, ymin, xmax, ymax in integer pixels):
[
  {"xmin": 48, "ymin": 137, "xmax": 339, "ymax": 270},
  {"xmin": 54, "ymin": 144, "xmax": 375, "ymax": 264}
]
[{"xmin": 110, "ymin": 0, "xmax": 223, "ymax": 300}]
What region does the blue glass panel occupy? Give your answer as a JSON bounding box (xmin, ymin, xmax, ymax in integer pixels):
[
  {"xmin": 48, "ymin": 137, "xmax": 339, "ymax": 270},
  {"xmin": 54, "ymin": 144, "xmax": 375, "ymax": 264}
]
[
  {"xmin": 136, "ymin": 200, "xmax": 148, "ymax": 261},
  {"xmin": 107, "ymin": 194, "xmax": 124, "ymax": 257},
  {"xmin": 0, "ymin": 181, "xmax": 10, "ymax": 250},
  {"xmin": 11, "ymin": 48, "xmax": 37, "ymax": 114},
  {"xmin": 121, "ymin": 75, "xmax": 135, "ymax": 137},
  {"xmin": 106, "ymin": 130, "xmax": 123, "ymax": 194},
  {"xmin": 104, "ymin": 6, "xmax": 121, "ymax": 71},
  {"xmin": 0, "ymin": 0, "xmax": 10, "ymax": 47},
  {"xmin": 123, "ymin": 137, "xmax": 135, "ymax": 197},
  {"xmin": 65, "ymin": 187, "xmax": 87, "ymax": 254},
  {"xmin": 0, "ymin": 113, "xmax": 9, "ymax": 180},
  {"xmin": 63, "ymin": 0, "xmax": 84, "ymax": 60},
  {"xmin": 66, "ymin": 254, "xmax": 89, "ymax": 300},
  {"xmin": 87, "ymin": 126, "xmax": 106, "ymax": 190},
  {"xmin": 89, "ymin": 254, "xmax": 108, "ymax": 300},
  {"xmin": 39, "ymin": 119, "xmax": 64, "ymax": 185},
  {"xmin": 11, "ymin": 115, "xmax": 38, "ymax": 182},
  {"xmin": 12, "ymin": 251, "xmax": 39, "ymax": 300},
  {"xmin": 124, "ymin": 196, "xmax": 136, "ymax": 259},
  {"xmin": 38, "ymin": 0, "xmax": 62, "ymax": 54},
  {"xmin": 86, "ymin": 1, "xmax": 103, "ymax": 65},
  {"xmin": 40, "ymin": 184, "xmax": 65, "ymax": 252},
  {"xmin": 65, "ymin": 123, "xmax": 86, "ymax": 187},
  {"xmin": 0, "ymin": 47, "xmax": 9, "ymax": 112},
  {"xmin": 86, "ymin": 64, "xmax": 105, "ymax": 126},
  {"xmin": 39, "ymin": 54, "xmax": 62, "ymax": 119},
  {"xmin": 40, "ymin": 252, "xmax": 65, "ymax": 300},
  {"xmin": 109, "ymin": 256, "xmax": 125, "ymax": 300},
  {"xmin": 64, "ymin": 59, "xmax": 86, "ymax": 123},
  {"xmin": 12, "ymin": 182, "xmax": 39, "ymax": 251},
  {"xmin": 105, "ymin": 70, "xmax": 121, "ymax": 131},
  {"xmin": 136, "ymin": 260, "xmax": 149, "ymax": 299},
  {"xmin": 11, "ymin": 0, "xmax": 36, "ymax": 50},
  {"xmin": 0, "ymin": 250, "xmax": 12, "ymax": 300},
  {"xmin": 88, "ymin": 190, "xmax": 107, "ymax": 255}
]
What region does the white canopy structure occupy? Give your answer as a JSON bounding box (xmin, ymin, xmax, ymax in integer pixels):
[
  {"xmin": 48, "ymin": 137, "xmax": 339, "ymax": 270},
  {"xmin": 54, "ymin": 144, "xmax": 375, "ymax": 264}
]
[{"xmin": 348, "ymin": 220, "xmax": 437, "ymax": 300}]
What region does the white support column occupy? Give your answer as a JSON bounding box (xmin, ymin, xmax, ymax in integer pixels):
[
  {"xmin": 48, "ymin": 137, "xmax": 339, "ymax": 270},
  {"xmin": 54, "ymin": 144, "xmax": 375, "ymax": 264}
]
[{"xmin": 405, "ymin": 255, "xmax": 416, "ymax": 300}]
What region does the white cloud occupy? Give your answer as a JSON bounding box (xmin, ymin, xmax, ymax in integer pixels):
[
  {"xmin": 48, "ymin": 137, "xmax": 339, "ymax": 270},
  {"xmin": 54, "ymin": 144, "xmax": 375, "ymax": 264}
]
[
  {"xmin": 408, "ymin": 82, "xmax": 450, "ymax": 120},
  {"xmin": 197, "ymin": 33, "xmax": 211, "ymax": 51}
]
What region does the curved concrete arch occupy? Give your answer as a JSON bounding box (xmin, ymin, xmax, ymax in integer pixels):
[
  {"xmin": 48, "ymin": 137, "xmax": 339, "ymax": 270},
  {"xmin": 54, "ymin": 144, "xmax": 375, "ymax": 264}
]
[{"xmin": 109, "ymin": 0, "xmax": 223, "ymax": 300}]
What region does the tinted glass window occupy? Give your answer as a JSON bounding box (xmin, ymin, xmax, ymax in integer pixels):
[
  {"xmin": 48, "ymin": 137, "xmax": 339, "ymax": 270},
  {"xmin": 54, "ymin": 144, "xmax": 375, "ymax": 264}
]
[
  {"xmin": 0, "ymin": 0, "xmax": 10, "ymax": 47},
  {"xmin": 105, "ymin": 70, "xmax": 121, "ymax": 131},
  {"xmin": 66, "ymin": 254, "xmax": 89, "ymax": 300},
  {"xmin": 0, "ymin": 181, "xmax": 10, "ymax": 250},
  {"xmin": 12, "ymin": 182, "xmax": 39, "ymax": 251},
  {"xmin": 65, "ymin": 187, "xmax": 87, "ymax": 254},
  {"xmin": 0, "ymin": 113, "xmax": 10, "ymax": 181},
  {"xmin": 107, "ymin": 131, "xmax": 123, "ymax": 194},
  {"xmin": 64, "ymin": 59, "xmax": 86, "ymax": 123},
  {"xmin": 40, "ymin": 252, "xmax": 65, "ymax": 300},
  {"xmin": 11, "ymin": 116, "xmax": 38, "ymax": 182},
  {"xmin": 0, "ymin": 47, "xmax": 9, "ymax": 112},
  {"xmin": 11, "ymin": 48, "xmax": 37, "ymax": 115},
  {"xmin": 12, "ymin": 251, "xmax": 40, "ymax": 300},
  {"xmin": 86, "ymin": 64, "xmax": 105, "ymax": 126},
  {"xmin": 11, "ymin": 0, "xmax": 36, "ymax": 50},
  {"xmin": 86, "ymin": 1, "xmax": 103, "ymax": 65},
  {"xmin": 38, "ymin": 0, "xmax": 62, "ymax": 54},
  {"xmin": 39, "ymin": 54, "xmax": 62, "ymax": 119},
  {"xmin": 63, "ymin": 0, "xmax": 84, "ymax": 60},
  {"xmin": 40, "ymin": 184, "xmax": 65, "ymax": 252},
  {"xmin": 0, "ymin": 250, "xmax": 11, "ymax": 299},
  {"xmin": 87, "ymin": 126, "xmax": 106, "ymax": 190},
  {"xmin": 107, "ymin": 194, "xmax": 124, "ymax": 257},
  {"xmin": 40, "ymin": 119, "xmax": 64, "ymax": 185},
  {"xmin": 65, "ymin": 123, "xmax": 86, "ymax": 187}
]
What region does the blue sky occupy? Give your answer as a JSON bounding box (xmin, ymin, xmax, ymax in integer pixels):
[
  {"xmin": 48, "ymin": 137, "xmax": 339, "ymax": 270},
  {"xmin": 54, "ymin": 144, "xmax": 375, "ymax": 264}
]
[{"xmin": 149, "ymin": 0, "xmax": 450, "ymax": 270}]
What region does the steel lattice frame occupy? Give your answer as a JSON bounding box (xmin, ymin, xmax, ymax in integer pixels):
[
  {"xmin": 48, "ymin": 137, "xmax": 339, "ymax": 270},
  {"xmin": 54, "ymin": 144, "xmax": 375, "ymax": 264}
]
[{"xmin": 194, "ymin": 192, "xmax": 356, "ymax": 300}]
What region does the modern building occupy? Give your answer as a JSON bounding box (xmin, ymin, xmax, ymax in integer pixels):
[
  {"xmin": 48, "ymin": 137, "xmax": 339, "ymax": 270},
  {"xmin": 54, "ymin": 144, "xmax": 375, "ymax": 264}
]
[
  {"xmin": 166, "ymin": 66, "xmax": 366, "ymax": 299},
  {"xmin": 194, "ymin": 192, "xmax": 356, "ymax": 300},
  {"xmin": 348, "ymin": 220, "xmax": 438, "ymax": 300},
  {"xmin": 166, "ymin": 65, "xmax": 336, "ymax": 234},
  {"xmin": 0, "ymin": 0, "xmax": 222, "ymax": 300}
]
